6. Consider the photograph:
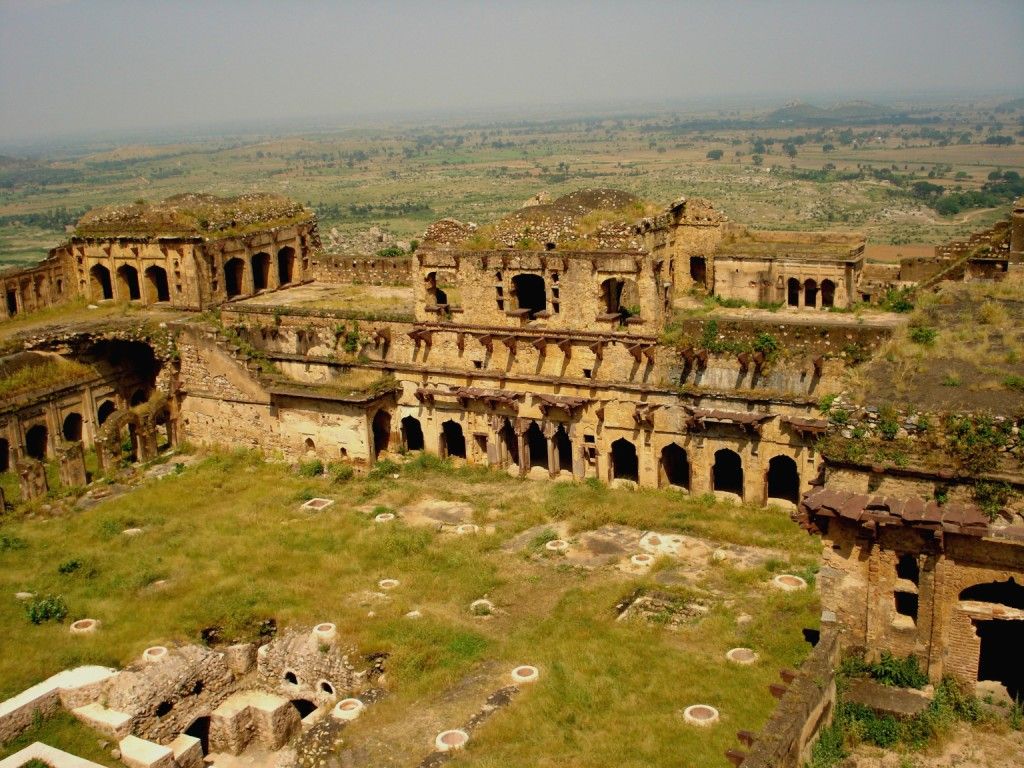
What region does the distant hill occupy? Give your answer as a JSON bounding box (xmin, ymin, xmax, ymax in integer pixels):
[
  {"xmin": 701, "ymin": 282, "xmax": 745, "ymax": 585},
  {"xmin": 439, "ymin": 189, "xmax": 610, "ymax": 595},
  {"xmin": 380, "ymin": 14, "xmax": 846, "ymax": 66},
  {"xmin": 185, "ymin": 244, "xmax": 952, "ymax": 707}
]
[
  {"xmin": 995, "ymin": 97, "xmax": 1024, "ymax": 111},
  {"xmin": 766, "ymin": 101, "xmax": 897, "ymax": 124}
]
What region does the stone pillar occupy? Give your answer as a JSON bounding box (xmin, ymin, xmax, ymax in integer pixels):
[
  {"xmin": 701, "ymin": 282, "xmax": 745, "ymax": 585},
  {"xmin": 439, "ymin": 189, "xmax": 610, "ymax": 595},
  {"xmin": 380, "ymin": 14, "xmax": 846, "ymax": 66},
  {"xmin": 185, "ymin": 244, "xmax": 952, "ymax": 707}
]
[
  {"xmin": 515, "ymin": 421, "xmax": 527, "ymax": 478},
  {"xmin": 95, "ymin": 431, "xmax": 121, "ymax": 473},
  {"xmin": 136, "ymin": 423, "xmax": 160, "ymax": 463},
  {"xmin": 16, "ymin": 459, "xmax": 48, "ymax": 500},
  {"xmin": 57, "ymin": 441, "xmax": 88, "ymax": 488}
]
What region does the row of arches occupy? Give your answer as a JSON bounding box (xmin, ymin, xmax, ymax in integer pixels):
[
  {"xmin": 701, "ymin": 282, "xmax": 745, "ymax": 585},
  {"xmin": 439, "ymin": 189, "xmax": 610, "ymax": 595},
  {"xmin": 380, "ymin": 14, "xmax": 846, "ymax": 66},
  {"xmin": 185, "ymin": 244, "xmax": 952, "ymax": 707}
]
[
  {"xmin": 225, "ymin": 247, "xmax": 296, "ymax": 299},
  {"xmin": 786, "ymin": 278, "xmax": 836, "ymax": 309},
  {"xmin": 90, "ymin": 264, "xmax": 170, "ymax": 304}
]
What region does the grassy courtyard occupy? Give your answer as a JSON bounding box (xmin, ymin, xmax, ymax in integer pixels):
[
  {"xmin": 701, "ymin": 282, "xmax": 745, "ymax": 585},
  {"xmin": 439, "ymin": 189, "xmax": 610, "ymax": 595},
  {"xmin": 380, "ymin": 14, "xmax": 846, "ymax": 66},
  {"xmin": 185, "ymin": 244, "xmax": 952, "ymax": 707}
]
[{"xmin": 0, "ymin": 450, "xmax": 820, "ymax": 767}]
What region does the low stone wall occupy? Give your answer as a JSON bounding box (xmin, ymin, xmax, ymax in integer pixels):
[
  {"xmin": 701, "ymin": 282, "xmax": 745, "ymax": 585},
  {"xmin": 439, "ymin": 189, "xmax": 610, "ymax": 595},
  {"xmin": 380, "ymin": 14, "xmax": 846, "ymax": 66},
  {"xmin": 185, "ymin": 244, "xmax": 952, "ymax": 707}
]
[
  {"xmin": 310, "ymin": 254, "xmax": 411, "ymax": 285},
  {"xmin": 736, "ymin": 625, "xmax": 842, "ymax": 768}
]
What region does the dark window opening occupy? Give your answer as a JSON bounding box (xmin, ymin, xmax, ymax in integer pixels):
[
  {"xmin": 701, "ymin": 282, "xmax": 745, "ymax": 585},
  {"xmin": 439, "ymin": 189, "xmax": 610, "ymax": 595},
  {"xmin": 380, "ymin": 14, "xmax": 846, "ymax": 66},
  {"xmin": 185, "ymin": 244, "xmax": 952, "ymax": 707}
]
[
  {"xmin": 155, "ymin": 701, "xmax": 173, "ymax": 717},
  {"xmin": 320, "ymin": 681, "xmax": 334, "ymax": 695},
  {"xmin": 90, "ymin": 264, "xmax": 114, "ymax": 301},
  {"xmin": 896, "ymin": 554, "xmax": 920, "ymax": 584},
  {"xmin": 787, "ymin": 277, "xmax": 800, "ymax": 307},
  {"xmin": 372, "ymin": 410, "xmax": 391, "ymax": 459},
  {"xmin": 689, "ymin": 256, "xmax": 707, "ymax": 285},
  {"xmin": 975, "ymin": 619, "xmax": 1024, "ymax": 701},
  {"xmin": 601, "ymin": 277, "xmax": 640, "ymax": 317},
  {"xmin": 130, "ymin": 389, "xmax": 148, "ymax": 406},
  {"xmin": 525, "ymin": 422, "xmax": 548, "ymax": 470},
  {"xmin": 821, "ymin": 279, "xmax": 836, "ymax": 308},
  {"xmin": 62, "ymin": 412, "xmax": 83, "ymax": 442},
  {"xmin": 290, "ymin": 699, "xmax": 317, "ymax": 719},
  {"xmin": 660, "ymin": 443, "xmax": 689, "ymax": 489},
  {"xmin": 185, "ymin": 717, "xmax": 211, "ymax": 755},
  {"xmin": 251, "ymin": 252, "xmax": 271, "ymax": 292},
  {"xmin": 192, "ymin": 680, "xmax": 204, "ymax": 696},
  {"xmin": 582, "ymin": 368, "xmax": 592, "ymax": 379},
  {"xmin": 116, "ymin": 265, "xmax": 141, "ymax": 301},
  {"xmin": 894, "ymin": 591, "xmax": 919, "ymax": 621},
  {"xmin": 425, "ymin": 272, "xmax": 447, "ymax": 306},
  {"xmin": 512, "ymin": 274, "xmax": 546, "ymax": 318},
  {"xmin": 554, "ymin": 425, "xmax": 572, "ymax": 473},
  {"xmin": 144, "ymin": 266, "xmax": 170, "ymax": 303},
  {"xmin": 441, "ymin": 420, "xmax": 466, "ymax": 459},
  {"xmin": 303, "ymin": 438, "xmax": 315, "ymax": 454},
  {"xmin": 766, "ymin": 455, "xmax": 800, "ymax": 503},
  {"xmin": 611, "ymin": 438, "xmax": 639, "ymax": 482},
  {"xmin": 25, "ymin": 424, "xmax": 47, "ymax": 460},
  {"xmin": 284, "ymin": 671, "xmax": 298, "ymax": 685},
  {"xmin": 224, "ymin": 258, "xmax": 245, "ymax": 298},
  {"xmin": 960, "ymin": 579, "xmax": 1024, "ymax": 609},
  {"xmin": 712, "ymin": 449, "xmax": 743, "ymax": 497},
  {"xmin": 97, "ymin": 400, "xmax": 116, "ymax": 425},
  {"xmin": 6, "ymin": 289, "xmax": 17, "ymax": 316},
  {"xmin": 0, "ymin": 438, "xmax": 9, "ymax": 472},
  {"xmin": 278, "ymin": 247, "xmax": 296, "ymax": 285},
  {"xmin": 804, "ymin": 279, "xmax": 818, "ymax": 308},
  {"xmin": 402, "ymin": 416, "xmax": 424, "ymax": 451}
]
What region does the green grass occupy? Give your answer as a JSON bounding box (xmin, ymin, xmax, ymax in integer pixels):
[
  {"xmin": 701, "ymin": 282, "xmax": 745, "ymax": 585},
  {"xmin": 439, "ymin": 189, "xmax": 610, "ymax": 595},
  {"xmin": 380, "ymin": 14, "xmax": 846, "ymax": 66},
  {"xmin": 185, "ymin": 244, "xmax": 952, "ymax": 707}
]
[
  {"xmin": 0, "ymin": 711, "xmax": 118, "ymax": 767},
  {"xmin": 0, "ymin": 449, "xmax": 820, "ymax": 767}
]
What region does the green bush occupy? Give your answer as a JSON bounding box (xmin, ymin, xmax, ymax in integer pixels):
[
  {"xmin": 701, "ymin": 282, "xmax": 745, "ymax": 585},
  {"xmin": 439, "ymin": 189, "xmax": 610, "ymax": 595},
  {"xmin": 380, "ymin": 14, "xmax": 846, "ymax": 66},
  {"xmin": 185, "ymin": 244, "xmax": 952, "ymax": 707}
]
[
  {"xmin": 869, "ymin": 652, "xmax": 928, "ymax": 689},
  {"xmin": 879, "ymin": 287, "xmax": 914, "ymax": 313},
  {"xmin": 327, "ymin": 462, "xmax": 354, "ymax": 483},
  {"xmin": 0, "ymin": 532, "xmax": 27, "ymax": 551},
  {"xmin": 1003, "ymin": 375, "xmax": 1024, "ymax": 392},
  {"xmin": 297, "ymin": 459, "xmax": 324, "ymax": 477},
  {"xmin": 909, "ymin": 326, "xmax": 937, "ymax": 345},
  {"xmin": 878, "ymin": 405, "xmax": 900, "ymax": 441},
  {"xmin": 367, "ymin": 458, "xmax": 401, "ymax": 480},
  {"xmin": 57, "ymin": 559, "xmax": 82, "ymax": 575},
  {"xmin": 26, "ymin": 594, "xmax": 68, "ymax": 624}
]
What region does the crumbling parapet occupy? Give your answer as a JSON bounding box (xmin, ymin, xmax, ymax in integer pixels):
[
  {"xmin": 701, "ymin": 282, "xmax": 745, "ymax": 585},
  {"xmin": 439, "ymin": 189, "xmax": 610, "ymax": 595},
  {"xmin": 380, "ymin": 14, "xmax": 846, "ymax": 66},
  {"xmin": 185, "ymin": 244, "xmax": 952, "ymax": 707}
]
[{"xmin": 16, "ymin": 459, "xmax": 48, "ymax": 500}]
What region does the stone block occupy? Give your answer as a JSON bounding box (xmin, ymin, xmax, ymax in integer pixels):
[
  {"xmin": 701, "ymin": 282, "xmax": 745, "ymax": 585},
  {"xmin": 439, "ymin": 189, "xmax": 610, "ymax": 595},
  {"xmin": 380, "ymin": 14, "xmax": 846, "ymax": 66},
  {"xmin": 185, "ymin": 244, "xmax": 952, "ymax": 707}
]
[
  {"xmin": 118, "ymin": 735, "xmax": 175, "ymax": 768},
  {"xmin": 169, "ymin": 734, "xmax": 202, "ymax": 768},
  {"xmin": 72, "ymin": 703, "xmax": 133, "ymax": 738}
]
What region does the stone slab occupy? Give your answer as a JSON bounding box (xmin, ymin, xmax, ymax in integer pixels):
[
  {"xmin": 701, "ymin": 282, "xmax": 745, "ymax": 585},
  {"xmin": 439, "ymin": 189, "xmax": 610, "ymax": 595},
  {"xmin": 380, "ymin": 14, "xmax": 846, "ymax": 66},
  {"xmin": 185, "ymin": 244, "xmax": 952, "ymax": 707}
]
[
  {"xmin": 119, "ymin": 735, "xmax": 175, "ymax": 768},
  {"xmin": 846, "ymin": 678, "xmax": 931, "ymax": 719},
  {"xmin": 0, "ymin": 742, "xmax": 109, "ymax": 768},
  {"xmin": 71, "ymin": 703, "xmax": 133, "ymax": 738}
]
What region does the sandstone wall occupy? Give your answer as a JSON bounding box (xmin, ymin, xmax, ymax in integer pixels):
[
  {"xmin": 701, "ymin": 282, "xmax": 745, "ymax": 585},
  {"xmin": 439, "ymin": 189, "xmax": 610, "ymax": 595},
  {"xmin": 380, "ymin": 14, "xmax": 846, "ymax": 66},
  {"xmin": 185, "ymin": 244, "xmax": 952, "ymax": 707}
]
[{"xmin": 310, "ymin": 254, "xmax": 411, "ymax": 285}]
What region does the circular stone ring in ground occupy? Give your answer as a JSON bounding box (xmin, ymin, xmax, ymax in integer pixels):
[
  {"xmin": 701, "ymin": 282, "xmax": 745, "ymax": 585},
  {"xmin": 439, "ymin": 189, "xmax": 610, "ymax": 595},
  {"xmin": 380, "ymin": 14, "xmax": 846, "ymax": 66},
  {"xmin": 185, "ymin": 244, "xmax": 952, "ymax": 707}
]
[
  {"xmin": 378, "ymin": 578, "xmax": 400, "ymax": 590},
  {"xmin": 70, "ymin": 618, "xmax": 100, "ymax": 635},
  {"xmin": 511, "ymin": 665, "xmax": 539, "ymax": 684},
  {"xmin": 435, "ymin": 729, "xmax": 469, "ymax": 752},
  {"xmin": 726, "ymin": 647, "xmax": 759, "ymax": 665},
  {"xmin": 374, "ymin": 512, "xmax": 396, "ymax": 523},
  {"xmin": 630, "ymin": 553, "xmax": 654, "ymax": 567},
  {"xmin": 313, "ymin": 622, "xmax": 337, "ymax": 644},
  {"xmin": 545, "ymin": 539, "xmax": 569, "ymax": 552},
  {"xmin": 332, "ymin": 698, "xmax": 365, "ymax": 721},
  {"xmin": 683, "ymin": 704, "xmax": 720, "ymax": 726},
  {"xmin": 455, "ymin": 523, "xmax": 480, "ymax": 535},
  {"xmin": 772, "ymin": 574, "xmax": 808, "ymax": 592},
  {"xmin": 143, "ymin": 646, "xmax": 169, "ymax": 663}
]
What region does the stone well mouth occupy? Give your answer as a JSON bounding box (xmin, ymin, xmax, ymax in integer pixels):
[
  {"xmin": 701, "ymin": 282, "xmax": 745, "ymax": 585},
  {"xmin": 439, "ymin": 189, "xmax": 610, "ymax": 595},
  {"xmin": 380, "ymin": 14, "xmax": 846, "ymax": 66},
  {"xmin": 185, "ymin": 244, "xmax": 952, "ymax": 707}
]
[
  {"xmin": 315, "ymin": 622, "xmax": 335, "ymax": 633},
  {"xmin": 435, "ymin": 729, "xmax": 469, "ymax": 751},
  {"xmin": 374, "ymin": 512, "xmax": 396, "ymax": 523},
  {"xmin": 332, "ymin": 698, "xmax": 365, "ymax": 721},
  {"xmin": 630, "ymin": 553, "xmax": 654, "ymax": 566},
  {"xmin": 378, "ymin": 578, "xmax": 400, "ymax": 590},
  {"xmin": 143, "ymin": 646, "xmax": 168, "ymax": 662},
  {"xmin": 545, "ymin": 539, "xmax": 569, "ymax": 552},
  {"xmin": 455, "ymin": 524, "xmax": 480, "ymax": 535},
  {"xmin": 313, "ymin": 622, "xmax": 338, "ymax": 644},
  {"xmin": 726, "ymin": 647, "xmax": 758, "ymax": 665},
  {"xmin": 511, "ymin": 665, "xmax": 539, "ymax": 684},
  {"xmin": 773, "ymin": 574, "xmax": 808, "ymax": 592},
  {"xmin": 70, "ymin": 619, "xmax": 99, "ymax": 634},
  {"xmin": 683, "ymin": 704, "xmax": 720, "ymax": 726},
  {"xmin": 302, "ymin": 497, "xmax": 335, "ymax": 511}
]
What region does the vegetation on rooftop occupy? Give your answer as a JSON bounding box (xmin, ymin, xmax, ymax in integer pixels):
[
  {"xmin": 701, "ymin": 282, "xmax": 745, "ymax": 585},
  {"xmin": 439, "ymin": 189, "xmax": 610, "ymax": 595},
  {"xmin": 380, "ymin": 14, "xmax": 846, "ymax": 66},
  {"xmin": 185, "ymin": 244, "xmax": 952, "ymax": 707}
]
[{"xmin": 0, "ymin": 356, "xmax": 94, "ymax": 401}]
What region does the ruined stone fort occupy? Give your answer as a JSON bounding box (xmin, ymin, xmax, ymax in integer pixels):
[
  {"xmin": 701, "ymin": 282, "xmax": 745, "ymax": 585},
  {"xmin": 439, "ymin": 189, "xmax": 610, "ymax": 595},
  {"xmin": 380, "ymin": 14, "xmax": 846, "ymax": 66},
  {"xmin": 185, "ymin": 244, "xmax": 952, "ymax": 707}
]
[{"xmin": 1, "ymin": 189, "xmax": 1023, "ymax": 766}]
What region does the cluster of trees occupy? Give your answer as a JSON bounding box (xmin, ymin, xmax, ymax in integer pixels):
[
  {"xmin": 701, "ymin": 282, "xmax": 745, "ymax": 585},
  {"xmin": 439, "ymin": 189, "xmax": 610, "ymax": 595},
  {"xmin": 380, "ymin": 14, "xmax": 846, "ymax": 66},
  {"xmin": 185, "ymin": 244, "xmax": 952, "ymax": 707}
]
[
  {"xmin": 314, "ymin": 201, "xmax": 432, "ymax": 221},
  {"xmin": 0, "ymin": 206, "xmax": 87, "ymax": 230}
]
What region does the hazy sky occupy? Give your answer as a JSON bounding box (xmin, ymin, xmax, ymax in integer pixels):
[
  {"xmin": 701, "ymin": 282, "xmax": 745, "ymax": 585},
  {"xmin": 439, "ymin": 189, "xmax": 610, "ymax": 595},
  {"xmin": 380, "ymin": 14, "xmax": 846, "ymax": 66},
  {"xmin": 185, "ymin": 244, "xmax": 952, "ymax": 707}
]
[{"xmin": 1, "ymin": 0, "xmax": 1022, "ymax": 143}]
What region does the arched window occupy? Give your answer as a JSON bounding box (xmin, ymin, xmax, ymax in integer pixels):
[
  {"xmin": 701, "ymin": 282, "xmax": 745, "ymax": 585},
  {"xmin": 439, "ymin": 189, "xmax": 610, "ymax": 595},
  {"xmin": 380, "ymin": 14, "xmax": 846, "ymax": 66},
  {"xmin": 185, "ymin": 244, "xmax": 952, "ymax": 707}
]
[
  {"xmin": 441, "ymin": 420, "xmax": 465, "ymax": 458},
  {"xmin": 372, "ymin": 410, "xmax": 391, "ymax": 459},
  {"xmin": 820, "ymin": 279, "xmax": 836, "ymax": 308},
  {"xmin": 712, "ymin": 449, "xmax": 743, "ymax": 497},
  {"xmin": 144, "ymin": 266, "xmax": 170, "ymax": 303},
  {"xmin": 116, "ymin": 265, "xmax": 141, "ymax": 301},
  {"xmin": 525, "ymin": 421, "xmax": 548, "ymax": 470},
  {"xmin": 601, "ymin": 277, "xmax": 640, "ymax": 317},
  {"xmin": 62, "ymin": 412, "xmax": 83, "ymax": 442},
  {"xmin": 90, "ymin": 265, "xmax": 113, "ymax": 301},
  {"xmin": 224, "ymin": 258, "xmax": 245, "ymax": 298},
  {"xmin": 787, "ymin": 277, "xmax": 800, "ymax": 307},
  {"xmin": 25, "ymin": 424, "xmax": 48, "ymax": 460},
  {"xmin": 401, "ymin": 416, "xmax": 424, "ymax": 451},
  {"xmin": 97, "ymin": 399, "xmax": 116, "ymax": 425},
  {"xmin": 610, "ymin": 438, "xmax": 638, "ymax": 482},
  {"xmin": 660, "ymin": 443, "xmax": 689, "ymax": 489},
  {"xmin": 251, "ymin": 252, "xmax": 271, "ymax": 292},
  {"xmin": 425, "ymin": 272, "xmax": 447, "ymax": 306},
  {"xmin": 803, "ymin": 279, "xmax": 818, "ymax": 308},
  {"xmin": 766, "ymin": 455, "xmax": 800, "ymax": 503},
  {"xmin": 277, "ymin": 247, "xmax": 296, "ymax": 286},
  {"xmin": 499, "ymin": 419, "xmax": 519, "ymax": 468}
]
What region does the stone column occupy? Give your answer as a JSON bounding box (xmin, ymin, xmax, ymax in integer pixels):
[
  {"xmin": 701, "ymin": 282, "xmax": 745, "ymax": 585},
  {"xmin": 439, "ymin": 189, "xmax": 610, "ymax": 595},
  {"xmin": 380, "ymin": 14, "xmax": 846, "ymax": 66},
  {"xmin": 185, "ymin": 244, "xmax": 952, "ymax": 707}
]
[
  {"xmin": 17, "ymin": 459, "xmax": 48, "ymax": 500},
  {"xmin": 57, "ymin": 441, "xmax": 88, "ymax": 487}
]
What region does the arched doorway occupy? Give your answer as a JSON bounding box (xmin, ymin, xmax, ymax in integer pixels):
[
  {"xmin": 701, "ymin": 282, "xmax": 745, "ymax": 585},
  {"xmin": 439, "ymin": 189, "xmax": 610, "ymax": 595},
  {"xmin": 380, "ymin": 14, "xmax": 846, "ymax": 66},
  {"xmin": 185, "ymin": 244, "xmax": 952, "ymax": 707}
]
[
  {"xmin": 660, "ymin": 443, "xmax": 689, "ymax": 489},
  {"xmin": 62, "ymin": 412, "xmax": 83, "ymax": 442},
  {"xmin": 959, "ymin": 580, "xmax": 1024, "ymax": 700},
  {"xmin": 25, "ymin": 424, "xmax": 48, "ymax": 460},
  {"xmin": 554, "ymin": 424, "xmax": 572, "ymax": 474},
  {"xmin": 0, "ymin": 438, "xmax": 9, "ymax": 472},
  {"xmin": 610, "ymin": 438, "xmax": 638, "ymax": 482},
  {"xmin": 401, "ymin": 416, "xmax": 424, "ymax": 451},
  {"xmin": 251, "ymin": 252, "xmax": 271, "ymax": 292},
  {"xmin": 116, "ymin": 265, "xmax": 141, "ymax": 301},
  {"xmin": 803, "ymin": 279, "xmax": 818, "ymax": 308},
  {"xmin": 820, "ymin": 279, "xmax": 836, "ymax": 308},
  {"xmin": 712, "ymin": 449, "xmax": 743, "ymax": 497},
  {"xmin": 689, "ymin": 257, "xmax": 706, "ymax": 286},
  {"xmin": 290, "ymin": 699, "xmax": 317, "ymax": 719},
  {"xmin": 511, "ymin": 274, "xmax": 546, "ymax": 318},
  {"xmin": 441, "ymin": 420, "xmax": 466, "ymax": 459},
  {"xmin": 278, "ymin": 247, "xmax": 296, "ymax": 286},
  {"xmin": 766, "ymin": 455, "xmax": 800, "ymax": 504},
  {"xmin": 224, "ymin": 258, "xmax": 245, "ymax": 298},
  {"xmin": 499, "ymin": 419, "xmax": 519, "ymax": 469},
  {"xmin": 601, "ymin": 277, "xmax": 640, "ymax": 317},
  {"xmin": 787, "ymin": 277, "xmax": 800, "ymax": 307},
  {"xmin": 97, "ymin": 400, "xmax": 116, "ymax": 425},
  {"xmin": 144, "ymin": 266, "xmax": 170, "ymax": 303},
  {"xmin": 90, "ymin": 265, "xmax": 113, "ymax": 301},
  {"xmin": 6, "ymin": 289, "xmax": 18, "ymax": 316},
  {"xmin": 525, "ymin": 422, "xmax": 548, "ymax": 471},
  {"xmin": 425, "ymin": 272, "xmax": 447, "ymax": 306},
  {"xmin": 372, "ymin": 410, "xmax": 391, "ymax": 459},
  {"xmin": 185, "ymin": 717, "xmax": 211, "ymax": 755}
]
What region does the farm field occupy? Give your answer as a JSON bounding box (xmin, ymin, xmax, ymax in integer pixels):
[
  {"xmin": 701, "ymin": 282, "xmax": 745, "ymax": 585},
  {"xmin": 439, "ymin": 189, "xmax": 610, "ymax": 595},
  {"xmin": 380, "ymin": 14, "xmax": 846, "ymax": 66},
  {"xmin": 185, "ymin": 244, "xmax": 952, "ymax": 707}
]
[{"xmin": 2, "ymin": 97, "xmax": 1023, "ymax": 268}]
